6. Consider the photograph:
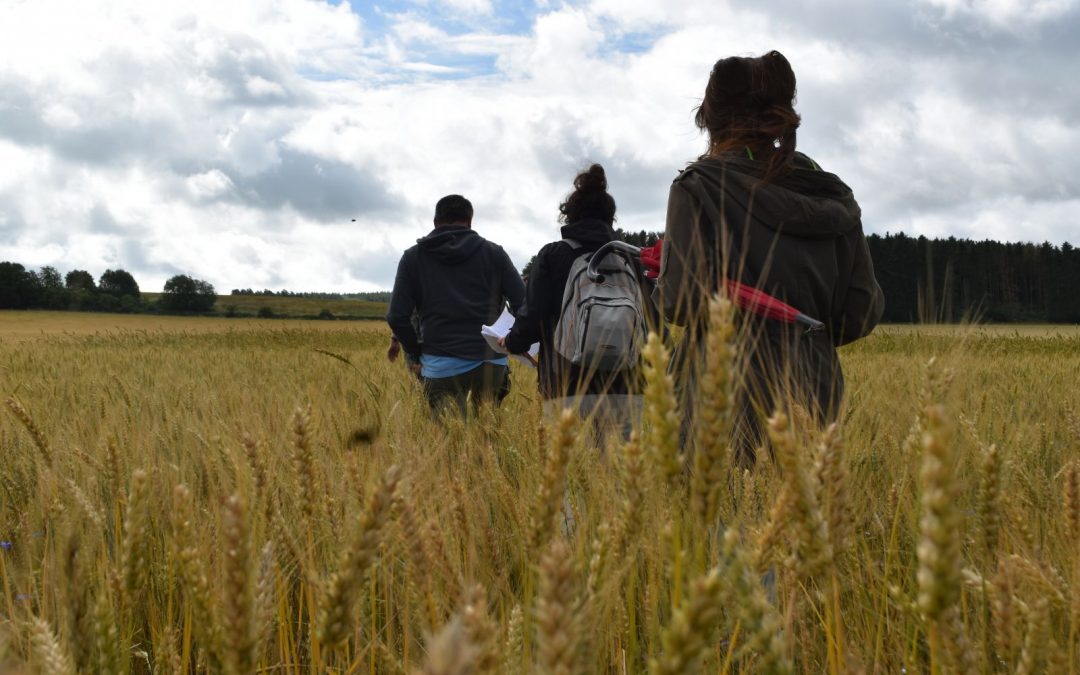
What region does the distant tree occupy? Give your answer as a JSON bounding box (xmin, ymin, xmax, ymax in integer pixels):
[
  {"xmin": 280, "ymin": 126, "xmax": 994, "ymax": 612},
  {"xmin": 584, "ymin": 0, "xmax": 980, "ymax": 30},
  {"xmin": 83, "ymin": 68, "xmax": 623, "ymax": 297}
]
[
  {"xmin": 99, "ymin": 269, "xmax": 140, "ymax": 299},
  {"xmin": 1, "ymin": 262, "xmax": 36, "ymax": 308},
  {"xmin": 520, "ymin": 228, "xmax": 663, "ymax": 278},
  {"xmin": 65, "ymin": 269, "xmax": 96, "ymax": 292},
  {"xmin": 257, "ymin": 306, "xmax": 275, "ymax": 318},
  {"xmin": 37, "ymin": 266, "xmax": 69, "ymax": 309},
  {"xmin": 160, "ymin": 274, "xmax": 217, "ymax": 312},
  {"xmin": 612, "ymin": 228, "xmax": 661, "ymax": 248},
  {"xmin": 39, "ymin": 266, "xmax": 63, "ymax": 289}
]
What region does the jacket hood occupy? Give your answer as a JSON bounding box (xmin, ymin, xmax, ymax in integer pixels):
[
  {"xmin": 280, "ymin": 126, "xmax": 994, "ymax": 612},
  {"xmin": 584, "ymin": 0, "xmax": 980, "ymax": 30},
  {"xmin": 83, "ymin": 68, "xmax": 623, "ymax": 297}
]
[
  {"xmin": 417, "ymin": 226, "xmax": 484, "ymax": 264},
  {"xmin": 560, "ymin": 218, "xmax": 615, "ymax": 249},
  {"xmin": 683, "ymin": 152, "xmax": 861, "ymax": 239}
]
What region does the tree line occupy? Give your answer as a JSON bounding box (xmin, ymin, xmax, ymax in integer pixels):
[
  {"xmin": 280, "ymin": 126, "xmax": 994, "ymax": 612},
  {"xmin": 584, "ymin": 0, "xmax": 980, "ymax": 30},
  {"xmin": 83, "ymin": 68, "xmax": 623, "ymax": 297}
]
[
  {"xmin": 5, "ymin": 232, "xmax": 1078, "ymax": 322},
  {"xmin": 867, "ymin": 233, "xmax": 1080, "ymax": 323},
  {"xmin": 0, "ymin": 263, "xmax": 217, "ymax": 313}
]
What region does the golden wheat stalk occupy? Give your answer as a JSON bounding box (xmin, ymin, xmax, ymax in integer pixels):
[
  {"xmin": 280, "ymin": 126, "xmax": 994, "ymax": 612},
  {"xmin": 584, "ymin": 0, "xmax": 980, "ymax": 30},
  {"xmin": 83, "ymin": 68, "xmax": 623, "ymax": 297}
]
[
  {"xmin": 649, "ymin": 566, "xmax": 724, "ymax": 675},
  {"xmin": 917, "ymin": 401, "xmax": 963, "ymax": 622},
  {"xmin": 4, "ymin": 396, "xmax": 53, "ymax": 466},
  {"xmin": 316, "ymin": 464, "xmax": 401, "ymax": 649},
  {"xmin": 461, "ymin": 584, "xmax": 500, "ymax": 674},
  {"xmin": 642, "ymin": 332, "xmax": 683, "ymax": 489},
  {"xmin": 416, "ymin": 616, "xmax": 478, "ymax": 675},
  {"xmin": 978, "ymin": 442, "xmax": 1004, "ymax": 564},
  {"xmin": 530, "ymin": 409, "xmax": 575, "ymax": 555},
  {"xmin": 690, "ymin": 295, "xmax": 735, "ymax": 529},
  {"xmin": 814, "ymin": 423, "xmax": 852, "ymax": 564},
  {"xmin": 120, "ymin": 468, "xmax": 151, "ymax": 603},
  {"xmin": 536, "ymin": 536, "xmax": 580, "ymax": 675},
  {"xmin": 222, "ymin": 495, "xmax": 255, "ymax": 675},
  {"xmin": 290, "ymin": 405, "xmax": 319, "ymax": 524},
  {"xmin": 170, "ymin": 484, "xmax": 223, "ymax": 672},
  {"xmin": 720, "ymin": 529, "xmax": 793, "ymax": 675},
  {"xmin": 767, "ymin": 412, "xmax": 832, "ymax": 584},
  {"xmin": 30, "ymin": 616, "xmax": 75, "ymax": 675}
]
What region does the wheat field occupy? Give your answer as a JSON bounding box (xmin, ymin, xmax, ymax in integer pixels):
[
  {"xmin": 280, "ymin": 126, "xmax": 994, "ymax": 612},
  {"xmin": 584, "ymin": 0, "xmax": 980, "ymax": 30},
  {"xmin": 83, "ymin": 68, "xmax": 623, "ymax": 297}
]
[{"xmin": 1, "ymin": 309, "xmax": 1078, "ymax": 674}]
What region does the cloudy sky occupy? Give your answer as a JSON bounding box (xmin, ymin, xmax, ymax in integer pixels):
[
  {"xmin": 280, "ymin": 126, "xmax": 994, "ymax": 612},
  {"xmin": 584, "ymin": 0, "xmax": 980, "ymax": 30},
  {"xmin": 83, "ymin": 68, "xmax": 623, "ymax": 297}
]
[{"xmin": 1, "ymin": 0, "xmax": 1077, "ymax": 292}]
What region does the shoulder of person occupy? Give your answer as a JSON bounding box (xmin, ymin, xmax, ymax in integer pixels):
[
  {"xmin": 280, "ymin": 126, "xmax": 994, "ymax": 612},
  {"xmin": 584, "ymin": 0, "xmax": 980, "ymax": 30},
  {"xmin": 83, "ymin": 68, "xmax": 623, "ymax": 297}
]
[
  {"xmin": 791, "ymin": 151, "xmax": 823, "ymax": 171},
  {"xmin": 397, "ymin": 243, "xmax": 419, "ymax": 263},
  {"xmin": 478, "ymin": 236, "xmax": 511, "ymax": 258},
  {"xmin": 671, "ymin": 157, "xmax": 724, "ymax": 187}
]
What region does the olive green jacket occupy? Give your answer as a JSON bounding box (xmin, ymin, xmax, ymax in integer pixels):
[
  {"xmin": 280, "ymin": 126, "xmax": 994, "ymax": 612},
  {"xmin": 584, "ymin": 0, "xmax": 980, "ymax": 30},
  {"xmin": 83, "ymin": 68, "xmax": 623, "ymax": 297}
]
[
  {"xmin": 655, "ymin": 151, "xmax": 884, "ymax": 459},
  {"xmin": 656, "ymin": 151, "xmax": 883, "ymax": 344}
]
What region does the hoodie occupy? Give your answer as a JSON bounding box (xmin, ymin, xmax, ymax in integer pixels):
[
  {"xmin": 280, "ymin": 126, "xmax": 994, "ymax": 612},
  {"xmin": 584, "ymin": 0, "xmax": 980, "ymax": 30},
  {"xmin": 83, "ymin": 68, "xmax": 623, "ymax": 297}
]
[
  {"xmin": 655, "ymin": 151, "xmax": 884, "ymax": 460},
  {"xmin": 387, "ymin": 226, "xmax": 525, "ymax": 362}
]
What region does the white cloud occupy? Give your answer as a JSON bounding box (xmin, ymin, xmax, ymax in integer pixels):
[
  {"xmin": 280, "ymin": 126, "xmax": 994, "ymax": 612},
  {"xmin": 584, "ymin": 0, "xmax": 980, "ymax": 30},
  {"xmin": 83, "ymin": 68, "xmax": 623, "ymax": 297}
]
[
  {"xmin": 918, "ymin": 0, "xmax": 1077, "ymax": 28},
  {"xmin": 435, "ymin": 0, "xmax": 494, "ymax": 15},
  {"xmin": 0, "ymin": 0, "xmax": 1076, "ymax": 292},
  {"xmin": 186, "ymin": 169, "xmax": 236, "ymax": 200}
]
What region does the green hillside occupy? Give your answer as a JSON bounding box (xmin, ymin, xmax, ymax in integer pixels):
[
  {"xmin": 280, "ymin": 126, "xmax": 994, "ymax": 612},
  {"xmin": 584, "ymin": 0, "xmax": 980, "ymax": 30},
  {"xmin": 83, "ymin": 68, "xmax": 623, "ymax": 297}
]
[{"xmin": 144, "ymin": 293, "xmax": 388, "ymax": 319}]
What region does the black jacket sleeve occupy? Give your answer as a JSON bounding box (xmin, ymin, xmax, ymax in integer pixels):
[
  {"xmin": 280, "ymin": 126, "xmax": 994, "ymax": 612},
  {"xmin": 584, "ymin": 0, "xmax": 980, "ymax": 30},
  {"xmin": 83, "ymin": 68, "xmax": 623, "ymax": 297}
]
[
  {"xmin": 505, "ymin": 244, "xmax": 556, "ymax": 354},
  {"xmin": 498, "ymin": 247, "xmax": 526, "ymax": 316},
  {"xmin": 386, "ymin": 251, "xmax": 421, "ymax": 358},
  {"xmin": 833, "ymin": 226, "xmax": 885, "ymax": 346}
]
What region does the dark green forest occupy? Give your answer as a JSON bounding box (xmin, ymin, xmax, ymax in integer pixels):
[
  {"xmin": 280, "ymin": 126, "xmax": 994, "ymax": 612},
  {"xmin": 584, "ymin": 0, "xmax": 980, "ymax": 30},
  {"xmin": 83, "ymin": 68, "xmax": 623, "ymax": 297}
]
[
  {"xmin": 4, "ymin": 232, "xmax": 1079, "ymax": 322},
  {"xmin": 867, "ymin": 233, "xmax": 1080, "ymax": 323}
]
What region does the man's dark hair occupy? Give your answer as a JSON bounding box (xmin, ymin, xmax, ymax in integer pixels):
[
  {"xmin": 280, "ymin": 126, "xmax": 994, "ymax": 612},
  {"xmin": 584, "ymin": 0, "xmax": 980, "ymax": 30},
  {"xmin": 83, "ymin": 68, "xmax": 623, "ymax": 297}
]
[{"xmin": 434, "ymin": 194, "xmax": 473, "ymax": 225}]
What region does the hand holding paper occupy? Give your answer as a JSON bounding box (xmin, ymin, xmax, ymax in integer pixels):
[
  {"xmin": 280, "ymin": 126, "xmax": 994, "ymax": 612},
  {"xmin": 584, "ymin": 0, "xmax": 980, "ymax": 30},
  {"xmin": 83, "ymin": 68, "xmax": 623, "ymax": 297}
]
[{"xmin": 481, "ymin": 309, "xmax": 539, "ymax": 367}]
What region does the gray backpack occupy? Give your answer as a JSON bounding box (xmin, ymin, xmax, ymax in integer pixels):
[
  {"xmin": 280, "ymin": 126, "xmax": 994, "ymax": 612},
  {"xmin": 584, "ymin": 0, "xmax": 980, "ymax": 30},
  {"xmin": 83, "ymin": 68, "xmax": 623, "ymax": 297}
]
[{"xmin": 553, "ymin": 239, "xmax": 647, "ymax": 372}]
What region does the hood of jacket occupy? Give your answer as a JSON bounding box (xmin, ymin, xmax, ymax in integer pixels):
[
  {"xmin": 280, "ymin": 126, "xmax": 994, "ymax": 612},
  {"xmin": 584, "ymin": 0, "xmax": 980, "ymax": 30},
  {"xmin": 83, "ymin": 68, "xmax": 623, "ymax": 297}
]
[
  {"xmin": 416, "ymin": 225, "xmax": 485, "ymax": 264},
  {"xmin": 559, "ymin": 218, "xmax": 615, "ymax": 249},
  {"xmin": 683, "ymin": 152, "xmax": 861, "ymax": 240}
]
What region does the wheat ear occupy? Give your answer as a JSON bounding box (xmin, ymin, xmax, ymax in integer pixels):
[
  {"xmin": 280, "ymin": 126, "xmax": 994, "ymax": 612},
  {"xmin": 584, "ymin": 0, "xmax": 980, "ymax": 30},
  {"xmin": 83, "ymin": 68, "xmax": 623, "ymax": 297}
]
[
  {"xmin": 767, "ymin": 412, "xmax": 832, "ymax": 584},
  {"xmin": 721, "ymin": 529, "xmax": 793, "ymax": 674},
  {"xmin": 536, "ymin": 537, "xmax": 580, "ymax": 675},
  {"xmin": 222, "ymin": 495, "xmax": 255, "ymax": 675},
  {"xmin": 649, "ymin": 567, "xmax": 724, "ymax": 675},
  {"xmin": 642, "ymin": 332, "xmax": 683, "ymax": 489},
  {"xmin": 690, "ymin": 295, "xmax": 735, "ymax": 528},
  {"xmin": 30, "ymin": 617, "xmax": 75, "ymax": 675},
  {"xmin": 530, "ymin": 409, "xmax": 575, "ymax": 555},
  {"xmin": 4, "ymin": 397, "xmax": 53, "ymax": 466},
  {"xmin": 316, "ymin": 464, "xmax": 401, "ymax": 649}
]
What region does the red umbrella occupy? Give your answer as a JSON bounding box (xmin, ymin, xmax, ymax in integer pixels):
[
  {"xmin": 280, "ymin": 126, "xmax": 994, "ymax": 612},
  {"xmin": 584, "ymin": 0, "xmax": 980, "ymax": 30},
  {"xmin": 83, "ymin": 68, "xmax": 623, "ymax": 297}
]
[{"xmin": 598, "ymin": 239, "xmax": 825, "ymax": 332}]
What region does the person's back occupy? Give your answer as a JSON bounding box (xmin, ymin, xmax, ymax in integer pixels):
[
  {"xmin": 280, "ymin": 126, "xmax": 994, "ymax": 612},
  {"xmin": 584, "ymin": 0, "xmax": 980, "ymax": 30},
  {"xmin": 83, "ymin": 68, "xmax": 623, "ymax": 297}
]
[
  {"xmin": 505, "ymin": 165, "xmax": 648, "ymax": 441},
  {"xmin": 387, "ymin": 194, "xmax": 525, "ymax": 416},
  {"xmin": 656, "ymin": 51, "xmax": 884, "ymax": 465}
]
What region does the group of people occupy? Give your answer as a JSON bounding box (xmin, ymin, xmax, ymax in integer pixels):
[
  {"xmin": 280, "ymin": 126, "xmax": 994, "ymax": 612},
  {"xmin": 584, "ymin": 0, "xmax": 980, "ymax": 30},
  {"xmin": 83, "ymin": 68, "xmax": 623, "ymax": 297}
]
[{"xmin": 386, "ymin": 50, "xmax": 884, "ymax": 463}]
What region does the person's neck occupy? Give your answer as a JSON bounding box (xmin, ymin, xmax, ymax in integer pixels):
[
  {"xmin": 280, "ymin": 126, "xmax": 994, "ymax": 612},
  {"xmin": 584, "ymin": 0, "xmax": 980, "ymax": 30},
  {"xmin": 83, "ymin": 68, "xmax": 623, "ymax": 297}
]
[{"xmin": 435, "ymin": 221, "xmax": 471, "ymax": 229}]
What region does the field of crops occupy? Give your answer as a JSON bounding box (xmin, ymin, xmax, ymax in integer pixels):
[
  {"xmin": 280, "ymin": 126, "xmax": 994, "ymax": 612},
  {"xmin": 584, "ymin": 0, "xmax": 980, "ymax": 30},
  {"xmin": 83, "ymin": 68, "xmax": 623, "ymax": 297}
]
[
  {"xmin": 1, "ymin": 310, "xmax": 1079, "ymax": 673},
  {"xmin": 140, "ymin": 294, "xmax": 388, "ymax": 320}
]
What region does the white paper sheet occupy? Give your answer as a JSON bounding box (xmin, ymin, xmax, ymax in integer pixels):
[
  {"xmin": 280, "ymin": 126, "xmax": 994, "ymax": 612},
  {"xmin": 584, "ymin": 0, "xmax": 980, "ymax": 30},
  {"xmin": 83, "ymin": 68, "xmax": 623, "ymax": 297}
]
[{"xmin": 481, "ymin": 309, "xmax": 539, "ymax": 367}]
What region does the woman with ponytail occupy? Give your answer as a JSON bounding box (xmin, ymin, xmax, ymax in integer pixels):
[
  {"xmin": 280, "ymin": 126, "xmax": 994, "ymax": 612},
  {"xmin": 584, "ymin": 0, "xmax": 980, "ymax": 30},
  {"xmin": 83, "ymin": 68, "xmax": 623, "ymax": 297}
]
[
  {"xmin": 656, "ymin": 50, "xmax": 884, "ymax": 466},
  {"xmin": 503, "ymin": 164, "xmax": 643, "ymax": 439}
]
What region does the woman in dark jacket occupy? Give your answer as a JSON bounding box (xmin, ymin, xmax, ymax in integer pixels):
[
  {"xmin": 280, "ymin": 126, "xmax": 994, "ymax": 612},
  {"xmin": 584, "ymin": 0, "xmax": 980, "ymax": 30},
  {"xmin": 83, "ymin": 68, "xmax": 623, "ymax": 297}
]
[
  {"xmin": 503, "ymin": 164, "xmax": 641, "ymax": 438},
  {"xmin": 656, "ymin": 50, "xmax": 884, "ymax": 466}
]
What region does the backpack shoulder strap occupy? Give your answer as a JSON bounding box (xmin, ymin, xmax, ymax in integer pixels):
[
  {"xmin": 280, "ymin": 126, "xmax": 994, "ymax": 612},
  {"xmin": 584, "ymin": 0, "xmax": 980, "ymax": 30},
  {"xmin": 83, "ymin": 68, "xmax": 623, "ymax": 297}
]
[{"xmin": 561, "ymin": 238, "xmax": 583, "ymax": 250}]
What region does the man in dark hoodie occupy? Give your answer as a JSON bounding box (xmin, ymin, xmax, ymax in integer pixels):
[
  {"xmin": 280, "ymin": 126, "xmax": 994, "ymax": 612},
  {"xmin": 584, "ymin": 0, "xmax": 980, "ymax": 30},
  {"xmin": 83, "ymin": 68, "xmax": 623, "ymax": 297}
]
[
  {"xmin": 387, "ymin": 194, "xmax": 526, "ymax": 416},
  {"xmin": 657, "ymin": 51, "xmax": 884, "ymax": 466}
]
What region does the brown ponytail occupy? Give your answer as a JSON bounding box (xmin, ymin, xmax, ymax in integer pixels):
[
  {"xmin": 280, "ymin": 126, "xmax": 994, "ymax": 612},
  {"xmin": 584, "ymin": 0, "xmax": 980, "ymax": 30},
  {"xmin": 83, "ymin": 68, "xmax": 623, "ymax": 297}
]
[{"xmin": 694, "ymin": 50, "xmax": 801, "ymax": 183}]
